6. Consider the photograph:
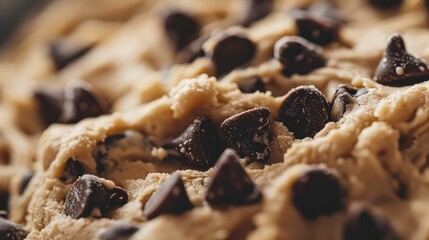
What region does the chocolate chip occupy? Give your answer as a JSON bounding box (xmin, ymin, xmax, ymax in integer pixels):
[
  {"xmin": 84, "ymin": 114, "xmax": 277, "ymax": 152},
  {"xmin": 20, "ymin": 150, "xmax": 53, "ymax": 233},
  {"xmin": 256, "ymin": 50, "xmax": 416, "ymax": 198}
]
[
  {"xmin": 344, "ymin": 205, "xmax": 399, "ymax": 240},
  {"xmin": 0, "ymin": 218, "xmax": 28, "ymax": 240},
  {"xmin": 60, "ymin": 159, "xmax": 84, "ymax": 183},
  {"xmin": 278, "ymin": 86, "xmax": 330, "ymax": 139},
  {"xmin": 331, "ymin": 87, "xmax": 356, "ymax": 122},
  {"xmin": 291, "ymin": 167, "xmax": 344, "ymax": 220},
  {"xmin": 48, "ymin": 38, "xmax": 92, "ymax": 70},
  {"xmin": 143, "ymin": 173, "xmax": 193, "ymax": 219},
  {"xmin": 368, "ymin": 0, "xmax": 402, "ymax": 9},
  {"xmin": 177, "ymin": 35, "xmax": 208, "ymax": 63},
  {"xmin": 105, "ymin": 187, "xmax": 128, "ymax": 210},
  {"xmin": 19, "ymin": 172, "xmax": 34, "ymax": 195},
  {"xmin": 59, "ymin": 82, "xmax": 108, "ymax": 123},
  {"xmin": 163, "ymin": 117, "xmax": 225, "ymax": 168},
  {"xmin": 238, "ymin": 76, "xmax": 266, "ymax": 93},
  {"xmin": 294, "ymin": 11, "xmax": 339, "ymax": 45},
  {"xmin": 221, "ymin": 107, "xmax": 271, "ymax": 162},
  {"xmin": 205, "ymin": 149, "xmax": 261, "ymax": 205},
  {"xmin": 63, "ymin": 174, "xmax": 107, "ymax": 219},
  {"xmin": 242, "ymin": 0, "xmax": 274, "ymax": 26},
  {"xmin": 274, "ymin": 36, "xmax": 325, "ymax": 77},
  {"xmin": 374, "ymin": 33, "xmax": 429, "ymax": 86},
  {"xmin": 99, "ymin": 222, "xmax": 138, "ymax": 240},
  {"xmin": 211, "ymin": 34, "xmax": 256, "ymax": 76},
  {"xmin": 331, "ymin": 84, "xmax": 368, "ymax": 121},
  {"xmin": 164, "ymin": 11, "xmax": 200, "ymax": 51},
  {"xmin": 33, "ymin": 87, "xmax": 64, "ymax": 126}
]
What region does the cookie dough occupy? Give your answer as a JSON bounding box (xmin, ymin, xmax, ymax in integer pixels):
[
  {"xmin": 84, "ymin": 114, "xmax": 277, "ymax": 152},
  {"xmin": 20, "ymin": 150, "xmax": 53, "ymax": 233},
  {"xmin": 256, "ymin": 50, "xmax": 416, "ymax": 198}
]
[{"xmin": 1, "ymin": 0, "xmax": 429, "ymax": 239}]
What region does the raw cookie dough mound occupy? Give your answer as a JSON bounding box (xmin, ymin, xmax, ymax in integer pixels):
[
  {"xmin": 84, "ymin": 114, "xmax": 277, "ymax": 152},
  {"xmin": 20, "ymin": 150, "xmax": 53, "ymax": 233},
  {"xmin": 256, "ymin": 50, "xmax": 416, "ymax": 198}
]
[{"xmin": 2, "ymin": 0, "xmax": 429, "ymax": 239}]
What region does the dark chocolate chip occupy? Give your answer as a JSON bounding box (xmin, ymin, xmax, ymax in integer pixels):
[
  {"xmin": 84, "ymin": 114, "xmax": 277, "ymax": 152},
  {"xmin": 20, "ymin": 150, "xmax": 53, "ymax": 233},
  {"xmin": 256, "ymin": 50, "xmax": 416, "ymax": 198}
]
[
  {"xmin": 291, "ymin": 167, "xmax": 344, "ymax": 220},
  {"xmin": 0, "ymin": 218, "xmax": 28, "ymax": 240},
  {"xmin": 331, "ymin": 88, "xmax": 356, "ymax": 122},
  {"xmin": 59, "ymin": 82, "xmax": 108, "ymax": 123},
  {"xmin": 374, "ymin": 33, "xmax": 429, "ymax": 86},
  {"xmin": 278, "ymin": 86, "xmax": 330, "ymax": 139},
  {"xmin": 294, "ymin": 11, "xmax": 339, "ymax": 45},
  {"xmin": 143, "ymin": 173, "xmax": 193, "ymax": 219},
  {"xmin": 178, "ymin": 35, "xmax": 208, "ymax": 63},
  {"xmin": 344, "ymin": 205, "xmax": 399, "ymax": 240},
  {"xmin": 48, "ymin": 38, "xmax": 92, "ymax": 70},
  {"xmin": 164, "ymin": 11, "xmax": 200, "ymax": 51},
  {"xmin": 221, "ymin": 107, "xmax": 271, "ymax": 162},
  {"xmin": 238, "ymin": 76, "xmax": 266, "ymax": 93},
  {"xmin": 60, "ymin": 158, "xmax": 84, "ymax": 184},
  {"xmin": 274, "ymin": 36, "xmax": 325, "ymax": 77},
  {"xmin": 205, "ymin": 148, "xmax": 261, "ymax": 205},
  {"xmin": 33, "ymin": 87, "xmax": 64, "ymax": 126},
  {"xmin": 368, "ymin": 0, "xmax": 402, "ymax": 9},
  {"xmin": 105, "ymin": 187, "xmax": 128, "ymax": 210},
  {"xmin": 211, "ymin": 34, "xmax": 256, "ymax": 76},
  {"xmin": 242, "ymin": 0, "xmax": 274, "ymax": 26},
  {"xmin": 63, "ymin": 174, "xmax": 107, "ymax": 219},
  {"xmin": 163, "ymin": 117, "xmax": 225, "ymax": 168},
  {"xmin": 99, "ymin": 222, "xmax": 138, "ymax": 240},
  {"xmin": 19, "ymin": 172, "xmax": 34, "ymax": 195},
  {"xmin": 0, "ymin": 210, "xmax": 7, "ymax": 219}
]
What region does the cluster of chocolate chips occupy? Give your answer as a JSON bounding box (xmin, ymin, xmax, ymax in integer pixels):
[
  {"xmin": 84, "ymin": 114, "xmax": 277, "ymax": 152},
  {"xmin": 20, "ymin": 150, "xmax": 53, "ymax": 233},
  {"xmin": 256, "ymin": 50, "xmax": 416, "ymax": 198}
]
[
  {"xmin": 374, "ymin": 33, "xmax": 429, "ymax": 87},
  {"xmin": 34, "ymin": 80, "xmax": 108, "ymax": 127},
  {"xmin": 48, "ymin": 38, "xmax": 92, "ymax": 70},
  {"xmin": 143, "ymin": 148, "xmax": 261, "ymax": 219},
  {"xmin": 63, "ymin": 174, "xmax": 128, "ymax": 219},
  {"xmin": 163, "ymin": 108, "xmax": 273, "ymax": 168}
]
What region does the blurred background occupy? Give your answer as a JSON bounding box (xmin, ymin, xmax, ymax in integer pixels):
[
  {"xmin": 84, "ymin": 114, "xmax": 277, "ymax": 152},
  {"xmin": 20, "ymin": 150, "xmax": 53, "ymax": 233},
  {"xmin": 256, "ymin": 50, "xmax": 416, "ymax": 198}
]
[{"xmin": 0, "ymin": 0, "xmax": 50, "ymax": 46}]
